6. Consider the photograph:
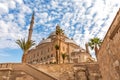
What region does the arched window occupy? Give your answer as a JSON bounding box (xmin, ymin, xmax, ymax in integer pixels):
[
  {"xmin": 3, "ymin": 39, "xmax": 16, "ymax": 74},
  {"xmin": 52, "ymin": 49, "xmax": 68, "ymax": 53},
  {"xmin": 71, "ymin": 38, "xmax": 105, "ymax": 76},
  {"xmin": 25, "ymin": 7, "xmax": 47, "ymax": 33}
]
[
  {"xmin": 37, "ymin": 52, "xmax": 39, "ymax": 56},
  {"xmin": 41, "ymin": 58, "xmax": 43, "ymax": 61},
  {"xmin": 41, "ymin": 51, "xmax": 43, "ymax": 55},
  {"xmin": 47, "ymin": 55, "xmax": 49, "ymax": 58},
  {"xmin": 51, "ymin": 47, "xmax": 53, "ymax": 51},
  {"xmin": 51, "ymin": 54, "xmax": 53, "ymax": 57},
  {"xmin": 44, "ymin": 57, "xmax": 46, "ymax": 60},
  {"xmin": 63, "ymin": 46, "xmax": 65, "ymax": 51},
  {"xmin": 48, "ymin": 48, "xmax": 49, "ymax": 52}
]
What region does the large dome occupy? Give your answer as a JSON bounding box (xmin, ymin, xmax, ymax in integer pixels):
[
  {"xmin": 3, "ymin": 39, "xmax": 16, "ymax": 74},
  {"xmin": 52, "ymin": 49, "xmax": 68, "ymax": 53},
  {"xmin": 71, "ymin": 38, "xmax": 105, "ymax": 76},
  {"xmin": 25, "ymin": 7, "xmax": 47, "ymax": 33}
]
[{"xmin": 48, "ymin": 31, "xmax": 67, "ymax": 38}]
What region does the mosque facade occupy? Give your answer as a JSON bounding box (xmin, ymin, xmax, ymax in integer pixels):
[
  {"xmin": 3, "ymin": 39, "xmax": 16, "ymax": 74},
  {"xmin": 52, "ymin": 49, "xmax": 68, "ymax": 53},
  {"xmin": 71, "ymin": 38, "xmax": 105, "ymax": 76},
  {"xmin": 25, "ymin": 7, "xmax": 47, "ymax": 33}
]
[{"xmin": 26, "ymin": 25, "xmax": 94, "ymax": 64}]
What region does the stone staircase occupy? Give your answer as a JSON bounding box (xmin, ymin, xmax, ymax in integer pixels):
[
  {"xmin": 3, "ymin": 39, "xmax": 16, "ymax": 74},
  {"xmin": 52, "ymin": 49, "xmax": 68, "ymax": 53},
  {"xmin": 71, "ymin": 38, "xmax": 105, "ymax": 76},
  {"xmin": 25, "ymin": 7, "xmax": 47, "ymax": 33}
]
[
  {"xmin": 0, "ymin": 63, "xmax": 57, "ymax": 80},
  {"xmin": 0, "ymin": 63, "xmax": 102, "ymax": 80}
]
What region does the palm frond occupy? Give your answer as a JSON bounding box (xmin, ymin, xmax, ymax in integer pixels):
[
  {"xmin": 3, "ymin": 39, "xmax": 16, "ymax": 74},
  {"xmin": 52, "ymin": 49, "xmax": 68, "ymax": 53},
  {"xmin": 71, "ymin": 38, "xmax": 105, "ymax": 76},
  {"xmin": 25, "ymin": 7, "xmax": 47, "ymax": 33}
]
[
  {"xmin": 55, "ymin": 44, "xmax": 59, "ymax": 50},
  {"xmin": 61, "ymin": 53, "xmax": 66, "ymax": 60},
  {"xmin": 88, "ymin": 37, "xmax": 102, "ymax": 50},
  {"xmin": 56, "ymin": 28, "xmax": 64, "ymax": 35},
  {"xmin": 26, "ymin": 40, "xmax": 35, "ymax": 50},
  {"xmin": 16, "ymin": 38, "xmax": 35, "ymax": 52},
  {"xmin": 88, "ymin": 42, "xmax": 94, "ymax": 50}
]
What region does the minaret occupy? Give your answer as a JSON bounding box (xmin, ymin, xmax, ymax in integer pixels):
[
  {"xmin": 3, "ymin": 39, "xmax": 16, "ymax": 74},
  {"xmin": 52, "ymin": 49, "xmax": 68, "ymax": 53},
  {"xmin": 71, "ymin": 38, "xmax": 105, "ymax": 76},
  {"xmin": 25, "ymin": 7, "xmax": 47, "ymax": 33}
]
[
  {"xmin": 85, "ymin": 43, "xmax": 90, "ymax": 54},
  {"xmin": 27, "ymin": 12, "xmax": 34, "ymax": 41},
  {"xmin": 56, "ymin": 24, "xmax": 60, "ymax": 30}
]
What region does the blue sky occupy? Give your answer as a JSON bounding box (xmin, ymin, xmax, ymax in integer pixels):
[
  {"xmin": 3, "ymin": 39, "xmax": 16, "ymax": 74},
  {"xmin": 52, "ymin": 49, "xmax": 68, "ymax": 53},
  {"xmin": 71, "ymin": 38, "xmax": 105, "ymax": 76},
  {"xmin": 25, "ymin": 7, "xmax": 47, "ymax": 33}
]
[{"xmin": 0, "ymin": 0, "xmax": 120, "ymax": 63}]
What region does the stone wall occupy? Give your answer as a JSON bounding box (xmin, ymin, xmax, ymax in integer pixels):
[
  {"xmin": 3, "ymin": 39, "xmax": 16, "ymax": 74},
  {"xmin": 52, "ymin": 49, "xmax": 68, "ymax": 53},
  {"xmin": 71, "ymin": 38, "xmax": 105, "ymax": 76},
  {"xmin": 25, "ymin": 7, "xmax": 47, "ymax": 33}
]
[
  {"xmin": 0, "ymin": 63, "xmax": 101, "ymax": 80},
  {"xmin": 74, "ymin": 63, "xmax": 101, "ymax": 80},
  {"xmin": 0, "ymin": 70, "xmax": 35, "ymax": 80},
  {"xmin": 0, "ymin": 69, "xmax": 11, "ymax": 80},
  {"xmin": 98, "ymin": 9, "xmax": 120, "ymax": 80},
  {"xmin": 33, "ymin": 63, "xmax": 101, "ymax": 80}
]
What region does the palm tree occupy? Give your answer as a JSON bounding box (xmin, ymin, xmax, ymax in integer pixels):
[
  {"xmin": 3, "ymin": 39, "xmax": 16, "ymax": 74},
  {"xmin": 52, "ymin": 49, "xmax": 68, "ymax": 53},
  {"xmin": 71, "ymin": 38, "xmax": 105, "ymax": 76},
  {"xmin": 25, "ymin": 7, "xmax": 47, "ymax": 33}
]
[
  {"xmin": 16, "ymin": 38, "xmax": 35, "ymax": 63},
  {"xmin": 61, "ymin": 53, "xmax": 66, "ymax": 63},
  {"xmin": 16, "ymin": 12, "xmax": 35, "ymax": 63},
  {"xmin": 56, "ymin": 28, "xmax": 64, "ymax": 35},
  {"xmin": 56, "ymin": 25, "xmax": 64, "ymax": 64},
  {"xmin": 88, "ymin": 37, "xmax": 102, "ymax": 58},
  {"xmin": 55, "ymin": 44, "xmax": 59, "ymax": 64}
]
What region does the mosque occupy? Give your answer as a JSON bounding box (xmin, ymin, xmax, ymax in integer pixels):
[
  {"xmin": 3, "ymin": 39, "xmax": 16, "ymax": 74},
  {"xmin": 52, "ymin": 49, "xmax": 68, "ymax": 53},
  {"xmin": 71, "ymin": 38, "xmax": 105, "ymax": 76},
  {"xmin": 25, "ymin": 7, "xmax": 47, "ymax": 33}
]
[{"xmin": 25, "ymin": 13, "xmax": 94, "ymax": 64}]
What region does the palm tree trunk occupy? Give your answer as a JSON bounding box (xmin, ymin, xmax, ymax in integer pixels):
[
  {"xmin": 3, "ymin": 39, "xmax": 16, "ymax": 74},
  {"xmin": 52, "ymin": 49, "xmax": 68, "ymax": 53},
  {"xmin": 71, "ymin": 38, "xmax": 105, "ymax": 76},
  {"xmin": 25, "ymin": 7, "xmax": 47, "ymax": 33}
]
[
  {"xmin": 59, "ymin": 38, "xmax": 61, "ymax": 64},
  {"xmin": 22, "ymin": 54, "xmax": 26, "ymax": 63},
  {"xmin": 95, "ymin": 44, "xmax": 98, "ymax": 59},
  {"xmin": 57, "ymin": 35, "xmax": 60, "ymax": 64},
  {"xmin": 56, "ymin": 50, "xmax": 58, "ymax": 64},
  {"xmin": 22, "ymin": 52, "xmax": 27, "ymax": 63}
]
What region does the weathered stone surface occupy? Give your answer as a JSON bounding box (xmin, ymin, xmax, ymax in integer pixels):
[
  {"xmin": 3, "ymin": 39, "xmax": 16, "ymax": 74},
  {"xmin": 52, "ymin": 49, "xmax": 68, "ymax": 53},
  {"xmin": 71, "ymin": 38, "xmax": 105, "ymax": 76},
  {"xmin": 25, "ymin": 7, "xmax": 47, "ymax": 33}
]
[
  {"xmin": 74, "ymin": 63, "xmax": 102, "ymax": 80},
  {"xmin": 0, "ymin": 63, "xmax": 101, "ymax": 80},
  {"xmin": 16, "ymin": 73, "xmax": 35, "ymax": 80},
  {"xmin": 98, "ymin": 9, "xmax": 120, "ymax": 80},
  {"xmin": 0, "ymin": 70, "xmax": 36, "ymax": 80},
  {"xmin": 34, "ymin": 63, "xmax": 101, "ymax": 80},
  {"xmin": 33, "ymin": 64, "xmax": 74, "ymax": 80}
]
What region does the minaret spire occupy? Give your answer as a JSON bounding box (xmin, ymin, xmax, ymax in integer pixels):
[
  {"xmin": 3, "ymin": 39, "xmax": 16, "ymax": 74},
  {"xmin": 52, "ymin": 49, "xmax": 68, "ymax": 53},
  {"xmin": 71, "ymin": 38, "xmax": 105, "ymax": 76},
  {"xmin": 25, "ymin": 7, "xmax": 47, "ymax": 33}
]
[
  {"xmin": 85, "ymin": 43, "xmax": 90, "ymax": 54},
  {"xmin": 56, "ymin": 24, "xmax": 60, "ymax": 30},
  {"xmin": 27, "ymin": 11, "xmax": 34, "ymax": 41}
]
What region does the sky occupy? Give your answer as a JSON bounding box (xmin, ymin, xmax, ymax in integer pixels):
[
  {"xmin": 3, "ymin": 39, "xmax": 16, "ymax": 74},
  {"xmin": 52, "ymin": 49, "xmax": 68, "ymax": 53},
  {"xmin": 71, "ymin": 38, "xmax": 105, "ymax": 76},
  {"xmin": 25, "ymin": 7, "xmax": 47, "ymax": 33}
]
[{"xmin": 0, "ymin": 0, "xmax": 120, "ymax": 63}]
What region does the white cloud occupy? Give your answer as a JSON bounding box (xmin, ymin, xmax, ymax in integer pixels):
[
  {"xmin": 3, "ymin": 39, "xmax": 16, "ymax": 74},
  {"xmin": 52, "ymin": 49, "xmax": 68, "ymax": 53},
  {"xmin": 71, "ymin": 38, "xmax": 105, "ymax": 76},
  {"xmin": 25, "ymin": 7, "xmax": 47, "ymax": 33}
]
[
  {"xmin": 0, "ymin": 3, "xmax": 9, "ymax": 14},
  {"xmin": 0, "ymin": 19, "xmax": 28, "ymax": 49},
  {"xmin": 8, "ymin": 14, "xmax": 14, "ymax": 20},
  {"xmin": 0, "ymin": 0, "xmax": 120, "ymax": 58},
  {"xmin": 21, "ymin": 5, "xmax": 32, "ymax": 14},
  {"xmin": 38, "ymin": 12, "xmax": 48, "ymax": 19},
  {"xmin": 51, "ymin": 1, "xmax": 58, "ymax": 8},
  {"xmin": 9, "ymin": 0, "xmax": 16, "ymax": 9},
  {"xmin": 0, "ymin": 20, "xmax": 8, "ymax": 33},
  {"xmin": 15, "ymin": 0, "xmax": 23, "ymax": 4}
]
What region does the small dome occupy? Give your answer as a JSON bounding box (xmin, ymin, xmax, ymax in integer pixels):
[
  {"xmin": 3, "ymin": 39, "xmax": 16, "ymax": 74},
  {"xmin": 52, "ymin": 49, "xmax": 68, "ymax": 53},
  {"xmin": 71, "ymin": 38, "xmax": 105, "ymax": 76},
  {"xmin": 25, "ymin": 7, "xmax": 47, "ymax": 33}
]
[
  {"xmin": 39, "ymin": 38, "xmax": 51, "ymax": 44},
  {"xmin": 65, "ymin": 38, "xmax": 77, "ymax": 44},
  {"xmin": 79, "ymin": 52, "xmax": 94, "ymax": 62}
]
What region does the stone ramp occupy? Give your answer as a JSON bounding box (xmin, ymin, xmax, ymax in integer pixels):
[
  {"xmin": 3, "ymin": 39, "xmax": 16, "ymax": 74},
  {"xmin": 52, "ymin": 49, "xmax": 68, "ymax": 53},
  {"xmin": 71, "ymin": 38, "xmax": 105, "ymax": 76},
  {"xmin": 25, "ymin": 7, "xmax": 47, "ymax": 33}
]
[{"xmin": 0, "ymin": 63, "xmax": 57, "ymax": 80}]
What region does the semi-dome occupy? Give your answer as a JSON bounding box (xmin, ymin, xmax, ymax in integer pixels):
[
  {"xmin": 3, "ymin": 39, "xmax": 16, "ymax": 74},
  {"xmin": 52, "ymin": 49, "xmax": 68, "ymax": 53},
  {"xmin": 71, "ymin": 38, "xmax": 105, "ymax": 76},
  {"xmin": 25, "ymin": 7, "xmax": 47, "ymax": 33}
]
[
  {"xmin": 39, "ymin": 38, "xmax": 51, "ymax": 44},
  {"xmin": 49, "ymin": 31, "xmax": 56, "ymax": 36}
]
